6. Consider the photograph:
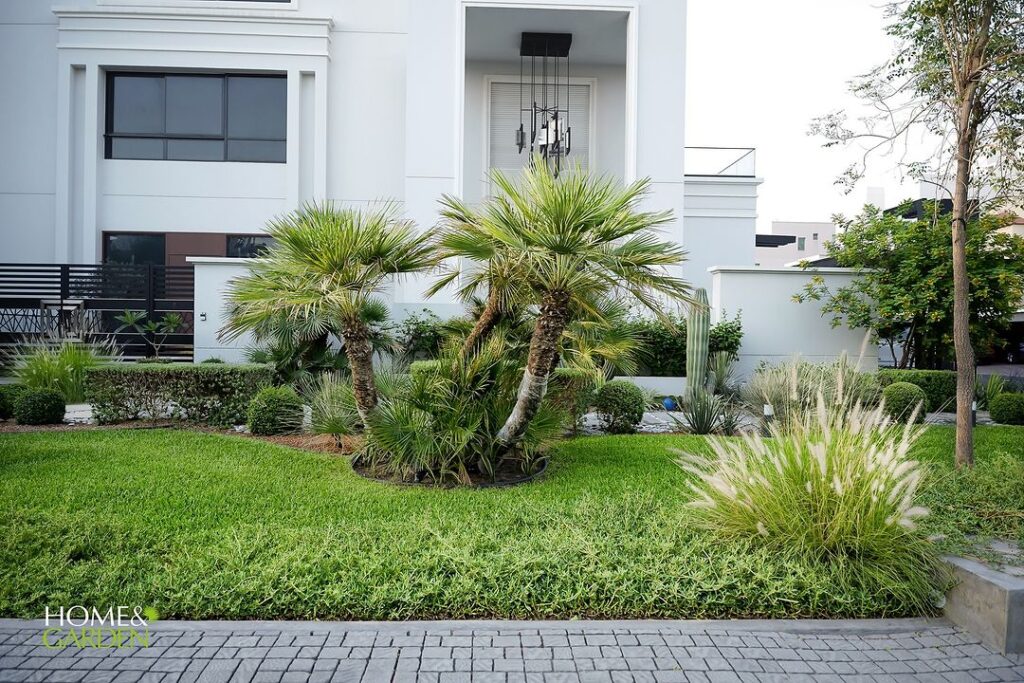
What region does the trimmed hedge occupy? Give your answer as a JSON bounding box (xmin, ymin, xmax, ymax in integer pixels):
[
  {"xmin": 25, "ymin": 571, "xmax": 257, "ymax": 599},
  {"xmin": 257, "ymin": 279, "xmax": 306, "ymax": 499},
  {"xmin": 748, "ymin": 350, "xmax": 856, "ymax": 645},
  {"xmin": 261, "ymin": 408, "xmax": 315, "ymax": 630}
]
[
  {"xmin": 247, "ymin": 386, "xmax": 304, "ymax": 436},
  {"xmin": 989, "ymin": 393, "xmax": 1024, "ymax": 426},
  {"xmin": 86, "ymin": 363, "xmax": 275, "ymax": 426},
  {"xmin": 877, "ymin": 369, "xmax": 956, "ymax": 413},
  {"xmin": 0, "ymin": 384, "xmax": 28, "ymax": 420},
  {"xmin": 594, "ymin": 380, "xmax": 646, "ymax": 435},
  {"xmin": 882, "ymin": 382, "xmax": 926, "ymax": 424},
  {"xmin": 13, "ymin": 388, "xmax": 65, "ymax": 425}
]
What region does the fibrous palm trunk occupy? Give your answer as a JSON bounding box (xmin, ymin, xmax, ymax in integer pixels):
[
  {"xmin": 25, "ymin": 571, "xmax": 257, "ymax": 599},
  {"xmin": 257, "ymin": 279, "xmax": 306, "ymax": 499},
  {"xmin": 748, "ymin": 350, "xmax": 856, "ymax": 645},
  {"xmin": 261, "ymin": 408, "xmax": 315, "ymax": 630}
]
[
  {"xmin": 496, "ymin": 290, "xmax": 571, "ymax": 447},
  {"xmin": 342, "ymin": 319, "xmax": 378, "ymax": 425},
  {"xmin": 462, "ymin": 290, "xmax": 502, "ymax": 357}
]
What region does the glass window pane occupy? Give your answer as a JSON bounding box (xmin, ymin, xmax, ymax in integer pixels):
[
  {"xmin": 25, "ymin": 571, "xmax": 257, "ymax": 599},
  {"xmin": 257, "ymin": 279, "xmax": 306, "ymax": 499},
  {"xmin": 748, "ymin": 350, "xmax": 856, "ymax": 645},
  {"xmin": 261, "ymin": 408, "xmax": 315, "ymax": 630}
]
[
  {"xmin": 227, "ymin": 139, "xmax": 286, "ymax": 163},
  {"xmin": 167, "ymin": 139, "xmax": 224, "ymax": 161},
  {"xmin": 110, "ymin": 137, "xmax": 165, "ymax": 160},
  {"xmin": 227, "ymin": 76, "xmax": 286, "ymax": 140},
  {"xmin": 166, "ymin": 76, "xmax": 223, "ymax": 136},
  {"xmin": 227, "ymin": 235, "xmax": 276, "ymax": 258},
  {"xmin": 104, "ymin": 233, "xmax": 166, "ymax": 265},
  {"xmin": 111, "ymin": 76, "xmax": 164, "ymax": 134}
]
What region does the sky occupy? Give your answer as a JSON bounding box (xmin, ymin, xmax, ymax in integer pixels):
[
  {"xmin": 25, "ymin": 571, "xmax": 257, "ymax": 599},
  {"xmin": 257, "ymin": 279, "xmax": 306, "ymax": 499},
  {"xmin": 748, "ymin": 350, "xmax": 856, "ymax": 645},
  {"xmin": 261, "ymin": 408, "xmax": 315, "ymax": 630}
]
[{"xmin": 685, "ymin": 0, "xmax": 926, "ymax": 233}]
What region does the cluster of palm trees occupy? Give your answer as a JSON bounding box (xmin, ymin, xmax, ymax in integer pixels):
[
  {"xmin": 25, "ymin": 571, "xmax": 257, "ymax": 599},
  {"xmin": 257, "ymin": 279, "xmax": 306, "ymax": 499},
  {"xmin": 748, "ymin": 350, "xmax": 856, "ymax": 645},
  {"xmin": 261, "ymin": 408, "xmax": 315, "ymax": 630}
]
[{"xmin": 223, "ymin": 158, "xmax": 693, "ymax": 460}]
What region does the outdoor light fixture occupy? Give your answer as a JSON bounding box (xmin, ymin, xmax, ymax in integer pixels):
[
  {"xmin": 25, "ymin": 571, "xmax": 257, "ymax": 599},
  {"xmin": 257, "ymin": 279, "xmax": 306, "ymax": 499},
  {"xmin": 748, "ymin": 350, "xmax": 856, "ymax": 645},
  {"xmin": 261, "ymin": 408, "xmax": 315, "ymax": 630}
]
[{"xmin": 517, "ymin": 32, "xmax": 573, "ymax": 176}]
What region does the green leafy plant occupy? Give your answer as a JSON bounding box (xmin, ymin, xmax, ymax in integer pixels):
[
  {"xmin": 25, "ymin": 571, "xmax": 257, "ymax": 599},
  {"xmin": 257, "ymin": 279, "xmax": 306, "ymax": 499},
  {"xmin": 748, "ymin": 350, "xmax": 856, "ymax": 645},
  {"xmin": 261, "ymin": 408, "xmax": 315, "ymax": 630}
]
[
  {"xmin": 883, "ymin": 382, "xmax": 927, "ymax": 424},
  {"xmin": 12, "ymin": 340, "xmax": 107, "ymax": 403},
  {"xmin": 366, "ymin": 337, "xmax": 562, "ymax": 482},
  {"xmin": 877, "ymin": 369, "xmax": 956, "ymax": 413},
  {"xmin": 673, "ymin": 375, "xmax": 943, "ymax": 614},
  {"xmin": 547, "ymin": 366, "xmax": 601, "ymax": 435},
  {"xmin": 85, "ymin": 363, "xmax": 275, "ymax": 426},
  {"xmin": 115, "ymin": 310, "xmax": 184, "ymax": 360},
  {"xmin": 594, "ymin": 380, "xmax": 646, "ymax": 435},
  {"xmin": 307, "ymin": 373, "xmax": 360, "ymax": 446},
  {"xmin": 989, "ymin": 393, "xmax": 1024, "ymax": 426},
  {"xmin": 393, "ymin": 309, "xmax": 448, "ymax": 360},
  {"xmin": 622, "ymin": 313, "xmax": 743, "ymax": 377},
  {"xmin": 200, "ymin": 357, "xmax": 225, "ymax": 364},
  {"xmin": 673, "ymin": 388, "xmax": 725, "ymax": 435},
  {"xmin": 977, "ymin": 374, "xmax": 1006, "ymax": 411},
  {"xmin": 247, "ymin": 386, "xmax": 304, "ymax": 436},
  {"xmin": 13, "ymin": 388, "xmax": 65, "ymax": 425},
  {"xmin": 0, "ymin": 384, "xmax": 28, "ymax": 420}
]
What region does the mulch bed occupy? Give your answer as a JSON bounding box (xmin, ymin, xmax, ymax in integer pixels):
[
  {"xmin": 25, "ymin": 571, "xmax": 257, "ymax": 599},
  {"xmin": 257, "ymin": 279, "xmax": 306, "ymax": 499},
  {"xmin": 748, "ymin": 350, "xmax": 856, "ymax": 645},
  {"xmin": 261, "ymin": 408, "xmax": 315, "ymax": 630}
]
[{"xmin": 352, "ymin": 457, "xmax": 549, "ymax": 488}]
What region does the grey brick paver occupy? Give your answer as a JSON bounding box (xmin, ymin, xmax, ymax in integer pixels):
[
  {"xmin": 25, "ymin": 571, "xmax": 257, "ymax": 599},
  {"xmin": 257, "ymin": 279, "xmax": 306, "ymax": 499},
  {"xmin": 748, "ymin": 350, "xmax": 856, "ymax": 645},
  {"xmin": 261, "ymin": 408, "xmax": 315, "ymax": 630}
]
[{"xmin": 1, "ymin": 621, "xmax": 1020, "ymax": 683}]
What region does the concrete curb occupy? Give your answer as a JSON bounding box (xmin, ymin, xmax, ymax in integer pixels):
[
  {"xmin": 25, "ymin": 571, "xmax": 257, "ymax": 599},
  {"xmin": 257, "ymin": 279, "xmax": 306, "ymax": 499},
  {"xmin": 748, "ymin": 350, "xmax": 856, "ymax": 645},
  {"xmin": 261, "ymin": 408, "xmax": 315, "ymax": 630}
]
[{"xmin": 944, "ymin": 555, "xmax": 1024, "ymax": 654}]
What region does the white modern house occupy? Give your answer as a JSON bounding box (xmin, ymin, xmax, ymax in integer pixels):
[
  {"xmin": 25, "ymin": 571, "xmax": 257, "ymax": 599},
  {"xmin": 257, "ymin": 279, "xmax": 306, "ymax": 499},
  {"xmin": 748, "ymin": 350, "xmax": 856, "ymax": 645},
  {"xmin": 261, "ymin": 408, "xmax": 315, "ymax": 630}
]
[
  {"xmin": 0, "ymin": 0, "xmax": 873, "ymax": 374},
  {"xmin": 755, "ymin": 221, "xmax": 836, "ymax": 269}
]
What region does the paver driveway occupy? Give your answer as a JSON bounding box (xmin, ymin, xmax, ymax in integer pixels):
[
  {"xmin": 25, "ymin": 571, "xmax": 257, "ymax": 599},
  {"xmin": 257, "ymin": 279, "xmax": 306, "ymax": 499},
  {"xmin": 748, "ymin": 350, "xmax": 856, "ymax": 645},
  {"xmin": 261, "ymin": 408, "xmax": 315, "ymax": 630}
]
[{"xmin": 0, "ymin": 618, "xmax": 1021, "ymax": 683}]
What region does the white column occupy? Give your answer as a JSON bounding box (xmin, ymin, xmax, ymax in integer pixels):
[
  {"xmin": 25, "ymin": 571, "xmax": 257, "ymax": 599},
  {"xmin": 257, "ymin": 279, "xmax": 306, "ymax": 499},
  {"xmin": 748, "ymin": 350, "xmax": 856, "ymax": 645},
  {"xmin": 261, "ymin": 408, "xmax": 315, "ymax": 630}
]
[{"xmin": 80, "ymin": 63, "xmax": 101, "ymax": 264}]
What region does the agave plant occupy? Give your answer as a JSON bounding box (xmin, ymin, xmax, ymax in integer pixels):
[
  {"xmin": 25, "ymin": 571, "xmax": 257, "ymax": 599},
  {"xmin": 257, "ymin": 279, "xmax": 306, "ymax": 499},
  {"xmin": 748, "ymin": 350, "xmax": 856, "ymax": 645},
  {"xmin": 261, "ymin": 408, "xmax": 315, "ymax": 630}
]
[
  {"xmin": 221, "ymin": 202, "xmax": 437, "ymax": 422},
  {"xmin": 433, "ymin": 156, "xmax": 692, "ymax": 450}
]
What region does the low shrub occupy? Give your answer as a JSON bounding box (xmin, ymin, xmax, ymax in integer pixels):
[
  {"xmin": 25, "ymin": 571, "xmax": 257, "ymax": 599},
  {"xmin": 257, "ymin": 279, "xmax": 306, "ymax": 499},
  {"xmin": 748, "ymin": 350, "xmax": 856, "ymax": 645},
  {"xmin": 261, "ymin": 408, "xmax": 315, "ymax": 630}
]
[
  {"xmin": 989, "ymin": 392, "xmax": 1024, "ymax": 425},
  {"xmin": 200, "ymin": 357, "xmax": 225, "ymax": 364},
  {"xmin": 673, "ymin": 375, "xmax": 942, "ymax": 614},
  {"xmin": 623, "ymin": 313, "xmax": 743, "ymax": 377},
  {"xmin": 547, "ymin": 367, "xmax": 601, "ymax": 434},
  {"xmin": 674, "ymin": 389, "xmax": 726, "ymax": 435},
  {"xmin": 408, "ymin": 360, "xmax": 441, "ymax": 380},
  {"xmin": 247, "ymin": 386, "xmax": 304, "ymax": 436},
  {"xmin": 594, "ymin": 380, "xmax": 646, "ymax": 434},
  {"xmin": 86, "ymin": 363, "xmax": 275, "ymax": 426},
  {"xmin": 0, "ymin": 384, "xmax": 28, "ymax": 420},
  {"xmin": 13, "ymin": 341, "xmax": 105, "ymax": 403},
  {"xmin": 883, "ymin": 382, "xmax": 926, "ymax": 424},
  {"xmin": 13, "ymin": 388, "xmax": 65, "ymax": 425},
  {"xmin": 877, "ymin": 369, "xmax": 956, "ymax": 412}
]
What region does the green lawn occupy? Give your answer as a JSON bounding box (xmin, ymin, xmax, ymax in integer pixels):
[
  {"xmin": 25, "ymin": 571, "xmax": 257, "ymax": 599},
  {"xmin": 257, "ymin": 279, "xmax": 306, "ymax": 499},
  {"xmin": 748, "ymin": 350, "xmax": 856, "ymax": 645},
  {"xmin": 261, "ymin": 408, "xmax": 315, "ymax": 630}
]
[{"xmin": 0, "ymin": 426, "xmax": 1021, "ymax": 620}]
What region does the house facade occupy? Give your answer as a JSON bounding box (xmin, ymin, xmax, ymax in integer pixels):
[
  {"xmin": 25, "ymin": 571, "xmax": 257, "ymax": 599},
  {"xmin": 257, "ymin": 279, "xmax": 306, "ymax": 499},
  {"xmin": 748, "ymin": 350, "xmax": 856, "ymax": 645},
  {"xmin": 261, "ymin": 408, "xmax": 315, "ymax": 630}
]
[{"xmin": 1, "ymin": 0, "xmax": 875, "ymax": 372}]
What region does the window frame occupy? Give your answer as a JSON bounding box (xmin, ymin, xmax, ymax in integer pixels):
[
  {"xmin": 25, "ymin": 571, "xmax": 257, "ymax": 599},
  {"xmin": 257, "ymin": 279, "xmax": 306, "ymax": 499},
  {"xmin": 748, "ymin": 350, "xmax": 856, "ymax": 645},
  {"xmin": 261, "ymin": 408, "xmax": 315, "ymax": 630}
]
[
  {"xmin": 226, "ymin": 234, "xmax": 276, "ymax": 258},
  {"xmin": 104, "ymin": 71, "xmax": 287, "ymax": 163}
]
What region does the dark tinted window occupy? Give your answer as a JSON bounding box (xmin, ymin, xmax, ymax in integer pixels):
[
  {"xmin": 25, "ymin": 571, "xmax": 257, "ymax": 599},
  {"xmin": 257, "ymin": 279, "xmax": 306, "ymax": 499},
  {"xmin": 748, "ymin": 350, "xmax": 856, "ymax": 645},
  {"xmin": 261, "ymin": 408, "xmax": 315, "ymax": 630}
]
[
  {"xmin": 106, "ymin": 72, "xmax": 286, "ymax": 162},
  {"xmin": 104, "ymin": 233, "xmax": 166, "ymax": 266},
  {"xmin": 227, "ymin": 235, "xmax": 276, "ymax": 258}
]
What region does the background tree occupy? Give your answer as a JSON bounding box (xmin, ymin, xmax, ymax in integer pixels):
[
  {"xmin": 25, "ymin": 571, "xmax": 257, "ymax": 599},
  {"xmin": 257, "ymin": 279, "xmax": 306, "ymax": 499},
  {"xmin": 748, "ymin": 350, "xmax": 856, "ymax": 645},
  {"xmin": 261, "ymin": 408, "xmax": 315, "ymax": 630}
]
[
  {"xmin": 222, "ymin": 203, "xmax": 437, "ymax": 422},
  {"xmin": 811, "ymin": 0, "xmax": 1024, "ymax": 467},
  {"xmin": 797, "ymin": 203, "xmax": 1024, "ymax": 369}
]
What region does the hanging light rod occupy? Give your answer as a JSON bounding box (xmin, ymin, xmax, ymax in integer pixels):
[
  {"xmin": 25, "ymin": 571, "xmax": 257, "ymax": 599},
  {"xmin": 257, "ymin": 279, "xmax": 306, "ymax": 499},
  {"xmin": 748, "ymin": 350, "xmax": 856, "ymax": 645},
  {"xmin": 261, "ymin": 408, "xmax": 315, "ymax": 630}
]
[{"xmin": 517, "ymin": 32, "xmax": 573, "ymax": 176}]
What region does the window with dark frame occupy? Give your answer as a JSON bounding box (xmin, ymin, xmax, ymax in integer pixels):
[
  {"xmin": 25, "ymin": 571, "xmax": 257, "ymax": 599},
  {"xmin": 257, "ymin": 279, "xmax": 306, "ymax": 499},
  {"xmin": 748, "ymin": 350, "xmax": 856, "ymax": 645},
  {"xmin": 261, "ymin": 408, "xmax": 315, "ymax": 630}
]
[
  {"xmin": 105, "ymin": 72, "xmax": 287, "ymax": 162},
  {"xmin": 226, "ymin": 235, "xmax": 276, "ymax": 258},
  {"xmin": 104, "ymin": 233, "xmax": 166, "ymax": 266}
]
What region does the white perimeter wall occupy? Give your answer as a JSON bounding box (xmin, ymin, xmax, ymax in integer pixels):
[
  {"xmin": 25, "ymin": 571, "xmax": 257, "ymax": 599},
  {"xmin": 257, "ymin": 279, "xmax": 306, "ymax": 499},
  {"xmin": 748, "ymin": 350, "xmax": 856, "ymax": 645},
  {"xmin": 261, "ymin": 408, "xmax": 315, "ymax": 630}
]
[
  {"xmin": 190, "ymin": 257, "xmax": 253, "ymax": 363},
  {"xmin": 710, "ymin": 266, "xmax": 877, "ymax": 379}
]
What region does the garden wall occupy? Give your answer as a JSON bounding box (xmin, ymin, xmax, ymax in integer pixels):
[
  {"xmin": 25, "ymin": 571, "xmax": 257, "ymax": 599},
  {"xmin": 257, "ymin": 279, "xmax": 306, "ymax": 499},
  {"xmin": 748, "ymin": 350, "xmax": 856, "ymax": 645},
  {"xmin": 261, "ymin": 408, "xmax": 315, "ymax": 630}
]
[
  {"xmin": 708, "ymin": 266, "xmax": 876, "ymax": 379},
  {"xmin": 190, "ymin": 257, "xmax": 255, "ymax": 363}
]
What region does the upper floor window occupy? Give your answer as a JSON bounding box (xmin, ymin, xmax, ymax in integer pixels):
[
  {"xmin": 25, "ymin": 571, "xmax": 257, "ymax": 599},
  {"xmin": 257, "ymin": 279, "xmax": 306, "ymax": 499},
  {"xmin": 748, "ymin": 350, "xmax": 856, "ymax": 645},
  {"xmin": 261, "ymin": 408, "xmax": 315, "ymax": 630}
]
[
  {"xmin": 105, "ymin": 72, "xmax": 286, "ymax": 163},
  {"xmin": 797, "ymin": 237, "xmax": 806, "ymax": 251}
]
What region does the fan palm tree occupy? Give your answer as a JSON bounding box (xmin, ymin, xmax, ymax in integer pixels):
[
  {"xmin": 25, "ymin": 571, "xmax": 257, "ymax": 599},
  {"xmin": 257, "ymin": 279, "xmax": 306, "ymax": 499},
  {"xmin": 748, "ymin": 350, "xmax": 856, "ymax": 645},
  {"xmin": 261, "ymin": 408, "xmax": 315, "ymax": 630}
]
[
  {"xmin": 221, "ymin": 202, "xmax": 437, "ymax": 422},
  {"xmin": 438, "ymin": 157, "xmax": 693, "ymax": 448}
]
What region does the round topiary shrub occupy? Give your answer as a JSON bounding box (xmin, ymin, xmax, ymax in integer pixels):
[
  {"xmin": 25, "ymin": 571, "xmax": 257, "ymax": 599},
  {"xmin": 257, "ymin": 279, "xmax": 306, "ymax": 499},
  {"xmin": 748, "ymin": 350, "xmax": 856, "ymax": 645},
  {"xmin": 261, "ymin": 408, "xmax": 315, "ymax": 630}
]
[
  {"xmin": 247, "ymin": 386, "xmax": 304, "ymax": 435},
  {"xmin": 882, "ymin": 381, "xmax": 927, "ymax": 424},
  {"xmin": 13, "ymin": 388, "xmax": 66, "ymax": 425},
  {"xmin": 594, "ymin": 380, "xmax": 646, "ymax": 434},
  {"xmin": 989, "ymin": 392, "xmax": 1024, "ymax": 426},
  {"xmin": 0, "ymin": 384, "xmax": 29, "ymax": 420}
]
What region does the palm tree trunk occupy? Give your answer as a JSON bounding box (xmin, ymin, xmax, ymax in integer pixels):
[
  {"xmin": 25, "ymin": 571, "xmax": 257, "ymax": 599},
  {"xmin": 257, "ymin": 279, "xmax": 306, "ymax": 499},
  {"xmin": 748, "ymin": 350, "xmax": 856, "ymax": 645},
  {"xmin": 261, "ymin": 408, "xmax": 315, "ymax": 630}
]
[
  {"xmin": 342, "ymin": 319, "xmax": 378, "ymax": 425},
  {"xmin": 462, "ymin": 290, "xmax": 501, "ymax": 357},
  {"xmin": 497, "ymin": 290, "xmax": 570, "ymax": 448}
]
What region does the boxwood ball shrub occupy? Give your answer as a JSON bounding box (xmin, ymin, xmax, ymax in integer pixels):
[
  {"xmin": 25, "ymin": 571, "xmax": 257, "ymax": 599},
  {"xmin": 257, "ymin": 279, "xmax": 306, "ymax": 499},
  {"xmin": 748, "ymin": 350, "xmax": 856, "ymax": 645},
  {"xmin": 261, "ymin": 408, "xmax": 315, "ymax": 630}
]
[
  {"xmin": 990, "ymin": 393, "xmax": 1024, "ymax": 425},
  {"xmin": 877, "ymin": 369, "xmax": 956, "ymax": 412},
  {"xmin": 594, "ymin": 380, "xmax": 646, "ymax": 434},
  {"xmin": 0, "ymin": 384, "xmax": 28, "ymax": 420},
  {"xmin": 247, "ymin": 386, "xmax": 304, "ymax": 436},
  {"xmin": 883, "ymin": 382, "xmax": 927, "ymax": 424},
  {"xmin": 86, "ymin": 363, "xmax": 275, "ymax": 426},
  {"xmin": 13, "ymin": 388, "xmax": 65, "ymax": 425}
]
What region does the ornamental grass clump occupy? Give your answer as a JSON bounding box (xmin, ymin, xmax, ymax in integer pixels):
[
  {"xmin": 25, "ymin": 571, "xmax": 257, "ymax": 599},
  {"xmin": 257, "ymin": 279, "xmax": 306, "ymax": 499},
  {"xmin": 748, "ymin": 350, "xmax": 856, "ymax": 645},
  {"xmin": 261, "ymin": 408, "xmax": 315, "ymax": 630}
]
[{"xmin": 673, "ymin": 379, "xmax": 944, "ymax": 613}]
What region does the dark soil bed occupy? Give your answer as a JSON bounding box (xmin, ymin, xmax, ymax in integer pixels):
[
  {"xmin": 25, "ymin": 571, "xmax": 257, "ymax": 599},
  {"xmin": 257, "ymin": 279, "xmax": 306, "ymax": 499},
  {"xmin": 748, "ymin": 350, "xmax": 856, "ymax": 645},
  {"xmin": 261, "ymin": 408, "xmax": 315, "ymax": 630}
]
[{"xmin": 352, "ymin": 456, "xmax": 548, "ymax": 488}]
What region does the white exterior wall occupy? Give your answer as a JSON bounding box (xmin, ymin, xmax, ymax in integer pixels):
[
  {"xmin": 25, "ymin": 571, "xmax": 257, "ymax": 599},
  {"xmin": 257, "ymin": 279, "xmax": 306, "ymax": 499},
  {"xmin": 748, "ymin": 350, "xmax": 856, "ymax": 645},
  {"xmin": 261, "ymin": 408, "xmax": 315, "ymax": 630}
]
[
  {"xmin": 189, "ymin": 257, "xmax": 253, "ymax": 363},
  {"xmin": 683, "ymin": 177, "xmax": 760, "ymax": 291},
  {"xmin": 709, "ymin": 266, "xmax": 877, "ymax": 379},
  {"xmin": 755, "ymin": 220, "xmax": 835, "ymax": 268}
]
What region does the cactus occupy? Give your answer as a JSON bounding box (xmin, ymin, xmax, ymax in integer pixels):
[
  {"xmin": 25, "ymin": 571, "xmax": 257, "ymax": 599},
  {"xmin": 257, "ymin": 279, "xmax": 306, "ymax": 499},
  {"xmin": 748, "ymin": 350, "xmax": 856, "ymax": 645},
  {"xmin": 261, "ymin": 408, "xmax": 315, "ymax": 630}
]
[{"xmin": 686, "ymin": 288, "xmax": 710, "ymax": 399}]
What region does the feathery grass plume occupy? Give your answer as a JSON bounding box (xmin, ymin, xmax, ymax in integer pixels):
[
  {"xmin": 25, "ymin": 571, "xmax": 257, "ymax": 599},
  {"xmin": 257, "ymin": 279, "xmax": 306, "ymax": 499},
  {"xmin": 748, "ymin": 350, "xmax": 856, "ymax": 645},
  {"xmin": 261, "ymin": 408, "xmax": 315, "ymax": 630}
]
[{"xmin": 673, "ymin": 366, "xmax": 945, "ymax": 614}]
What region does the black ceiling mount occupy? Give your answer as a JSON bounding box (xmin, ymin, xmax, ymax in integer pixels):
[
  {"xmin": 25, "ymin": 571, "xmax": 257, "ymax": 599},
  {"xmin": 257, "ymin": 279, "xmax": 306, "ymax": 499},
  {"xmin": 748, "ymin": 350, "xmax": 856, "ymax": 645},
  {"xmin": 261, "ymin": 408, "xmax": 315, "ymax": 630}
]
[{"xmin": 520, "ymin": 32, "xmax": 573, "ymax": 58}]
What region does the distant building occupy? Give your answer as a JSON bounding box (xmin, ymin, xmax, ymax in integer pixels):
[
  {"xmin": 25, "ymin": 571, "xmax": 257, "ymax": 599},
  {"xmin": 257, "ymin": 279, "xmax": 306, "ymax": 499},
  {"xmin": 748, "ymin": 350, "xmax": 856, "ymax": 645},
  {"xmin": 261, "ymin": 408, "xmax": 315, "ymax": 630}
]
[{"xmin": 754, "ymin": 221, "xmax": 835, "ymax": 268}]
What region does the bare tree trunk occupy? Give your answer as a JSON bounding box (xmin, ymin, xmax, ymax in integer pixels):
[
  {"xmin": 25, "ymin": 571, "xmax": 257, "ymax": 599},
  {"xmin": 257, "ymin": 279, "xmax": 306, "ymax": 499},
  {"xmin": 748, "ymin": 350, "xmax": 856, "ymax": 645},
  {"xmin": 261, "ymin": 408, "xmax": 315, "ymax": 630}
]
[
  {"xmin": 342, "ymin": 319, "xmax": 378, "ymax": 425},
  {"xmin": 462, "ymin": 290, "xmax": 501, "ymax": 357},
  {"xmin": 496, "ymin": 290, "xmax": 571, "ymax": 448},
  {"xmin": 951, "ymin": 137, "xmax": 975, "ymax": 468}
]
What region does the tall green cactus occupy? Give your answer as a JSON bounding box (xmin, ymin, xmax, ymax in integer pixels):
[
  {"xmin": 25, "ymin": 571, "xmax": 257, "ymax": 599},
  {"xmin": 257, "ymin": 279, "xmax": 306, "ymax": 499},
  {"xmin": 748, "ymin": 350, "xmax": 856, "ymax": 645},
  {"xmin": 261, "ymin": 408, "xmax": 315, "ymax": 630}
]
[{"xmin": 686, "ymin": 288, "xmax": 710, "ymax": 399}]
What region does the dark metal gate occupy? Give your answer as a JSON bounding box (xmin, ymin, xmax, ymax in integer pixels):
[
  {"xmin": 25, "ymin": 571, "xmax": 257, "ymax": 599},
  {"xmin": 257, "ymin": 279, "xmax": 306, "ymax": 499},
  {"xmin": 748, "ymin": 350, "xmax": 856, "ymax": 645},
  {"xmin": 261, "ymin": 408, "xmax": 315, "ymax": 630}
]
[{"xmin": 0, "ymin": 263, "xmax": 195, "ymax": 361}]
